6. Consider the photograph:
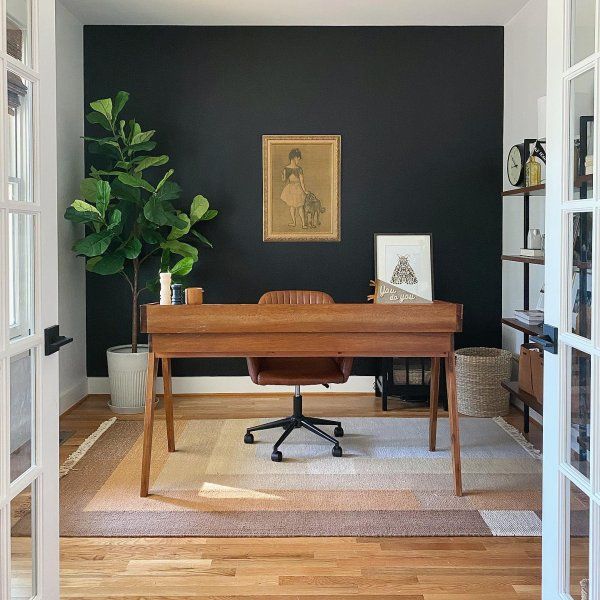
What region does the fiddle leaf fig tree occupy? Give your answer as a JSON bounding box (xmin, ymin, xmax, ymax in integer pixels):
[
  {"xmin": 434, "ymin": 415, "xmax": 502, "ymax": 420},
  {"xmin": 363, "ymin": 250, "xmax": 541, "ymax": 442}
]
[{"xmin": 65, "ymin": 91, "xmax": 217, "ymax": 352}]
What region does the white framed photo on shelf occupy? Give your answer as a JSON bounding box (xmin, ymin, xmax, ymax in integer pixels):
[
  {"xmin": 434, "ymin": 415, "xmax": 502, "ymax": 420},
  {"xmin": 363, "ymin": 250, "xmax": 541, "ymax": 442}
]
[{"xmin": 374, "ymin": 234, "xmax": 433, "ymax": 303}]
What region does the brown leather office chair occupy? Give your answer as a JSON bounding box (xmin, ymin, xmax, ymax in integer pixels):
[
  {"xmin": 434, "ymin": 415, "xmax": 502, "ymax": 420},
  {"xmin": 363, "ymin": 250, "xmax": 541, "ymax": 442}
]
[{"xmin": 244, "ymin": 290, "xmax": 353, "ymax": 461}]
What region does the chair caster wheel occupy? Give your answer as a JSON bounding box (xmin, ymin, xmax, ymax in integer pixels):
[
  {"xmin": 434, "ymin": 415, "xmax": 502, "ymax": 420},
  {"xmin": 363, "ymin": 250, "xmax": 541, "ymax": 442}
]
[
  {"xmin": 332, "ymin": 445, "xmax": 342, "ymax": 457},
  {"xmin": 334, "ymin": 426, "xmax": 344, "ymax": 437},
  {"xmin": 271, "ymin": 450, "xmax": 283, "ymax": 462},
  {"xmin": 244, "ymin": 433, "xmax": 254, "ymax": 444}
]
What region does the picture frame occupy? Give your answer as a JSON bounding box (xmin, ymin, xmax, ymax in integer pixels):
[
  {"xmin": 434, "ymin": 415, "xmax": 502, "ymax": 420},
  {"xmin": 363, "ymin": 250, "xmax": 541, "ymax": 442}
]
[
  {"xmin": 374, "ymin": 234, "xmax": 434, "ymax": 303},
  {"xmin": 262, "ymin": 134, "xmax": 341, "ymax": 242}
]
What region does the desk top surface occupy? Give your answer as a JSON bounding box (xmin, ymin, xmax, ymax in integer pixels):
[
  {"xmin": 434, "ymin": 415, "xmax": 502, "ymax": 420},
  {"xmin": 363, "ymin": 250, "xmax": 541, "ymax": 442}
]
[{"xmin": 141, "ymin": 301, "xmax": 463, "ymax": 334}]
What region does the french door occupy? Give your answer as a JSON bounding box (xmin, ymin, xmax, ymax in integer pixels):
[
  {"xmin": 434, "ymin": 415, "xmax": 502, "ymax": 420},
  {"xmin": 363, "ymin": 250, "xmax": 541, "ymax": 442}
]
[
  {"xmin": 544, "ymin": 1, "xmax": 599, "ymax": 598},
  {"xmin": 0, "ymin": 0, "xmax": 59, "ymax": 598}
]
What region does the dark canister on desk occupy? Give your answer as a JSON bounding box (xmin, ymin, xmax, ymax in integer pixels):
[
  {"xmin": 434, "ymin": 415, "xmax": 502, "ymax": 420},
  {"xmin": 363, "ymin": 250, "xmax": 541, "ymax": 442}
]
[{"xmin": 171, "ymin": 283, "xmax": 184, "ymax": 305}]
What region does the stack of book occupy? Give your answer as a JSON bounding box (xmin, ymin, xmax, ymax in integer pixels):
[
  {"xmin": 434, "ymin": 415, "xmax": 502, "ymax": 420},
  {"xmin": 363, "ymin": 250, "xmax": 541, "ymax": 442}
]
[{"xmin": 514, "ymin": 309, "xmax": 544, "ymax": 326}]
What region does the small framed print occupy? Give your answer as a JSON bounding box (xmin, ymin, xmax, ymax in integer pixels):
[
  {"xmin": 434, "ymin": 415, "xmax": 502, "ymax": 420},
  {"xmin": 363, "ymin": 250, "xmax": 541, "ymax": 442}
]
[
  {"xmin": 374, "ymin": 234, "xmax": 434, "ymax": 303},
  {"xmin": 263, "ymin": 134, "xmax": 341, "ymax": 242}
]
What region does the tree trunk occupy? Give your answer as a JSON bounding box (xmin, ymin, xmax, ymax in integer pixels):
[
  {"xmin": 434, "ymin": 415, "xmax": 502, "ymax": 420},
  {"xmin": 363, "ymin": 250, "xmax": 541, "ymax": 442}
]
[{"xmin": 131, "ymin": 258, "xmax": 139, "ymax": 353}]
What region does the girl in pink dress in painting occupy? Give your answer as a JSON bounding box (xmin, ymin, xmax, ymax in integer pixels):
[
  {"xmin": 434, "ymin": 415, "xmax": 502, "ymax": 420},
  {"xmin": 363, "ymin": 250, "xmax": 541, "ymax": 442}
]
[{"xmin": 281, "ymin": 148, "xmax": 308, "ymax": 228}]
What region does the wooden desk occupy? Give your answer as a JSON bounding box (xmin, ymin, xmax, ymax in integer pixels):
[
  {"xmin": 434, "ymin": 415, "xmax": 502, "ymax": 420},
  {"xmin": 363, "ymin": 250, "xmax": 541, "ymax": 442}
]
[{"xmin": 139, "ymin": 301, "xmax": 464, "ymax": 497}]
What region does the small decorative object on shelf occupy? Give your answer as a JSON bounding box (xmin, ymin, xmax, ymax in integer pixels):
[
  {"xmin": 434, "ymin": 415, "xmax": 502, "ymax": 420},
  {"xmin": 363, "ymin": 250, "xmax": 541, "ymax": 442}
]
[
  {"xmin": 185, "ymin": 287, "xmax": 204, "ymax": 305},
  {"xmin": 507, "ymin": 143, "xmax": 525, "ymax": 186},
  {"xmin": 171, "ymin": 283, "xmax": 184, "ymax": 305},
  {"xmin": 514, "ymin": 309, "xmax": 544, "ymax": 326},
  {"xmin": 526, "ymin": 228, "xmax": 543, "ymax": 250},
  {"xmin": 525, "ymin": 153, "xmax": 542, "ymax": 186},
  {"xmin": 159, "ymin": 272, "xmax": 172, "ymax": 305},
  {"xmin": 518, "ymin": 343, "xmax": 543, "ymax": 403}
]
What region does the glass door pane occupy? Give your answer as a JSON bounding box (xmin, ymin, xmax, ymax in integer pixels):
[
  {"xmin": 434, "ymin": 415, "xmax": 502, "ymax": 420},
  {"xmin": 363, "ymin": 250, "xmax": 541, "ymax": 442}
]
[
  {"xmin": 566, "ymin": 347, "xmax": 591, "ymax": 478},
  {"xmin": 569, "ymin": 212, "xmax": 593, "ymax": 338},
  {"xmin": 569, "ymin": 70, "xmax": 594, "ymax": 200},
  {"xmin": 7, "ymin": 71, "xmax": 33, "ymax": 203},
  {"xmin": 5, "ymin": 0, "xmax": 30, "ymax": 66},
  {"xmin": 570, "ymin": 0, "xmax": 596, "ymax": 66},
  {"xmin": 566, "ymin": 481, "xmax": 590, "ymax": 599},
  {"xmin": 10, "ymin": 482, "xmax": 36, "ymax": 599},
  {"xmin": 9, "ymin": 349, "xmax": 35, "ymax": 482}
]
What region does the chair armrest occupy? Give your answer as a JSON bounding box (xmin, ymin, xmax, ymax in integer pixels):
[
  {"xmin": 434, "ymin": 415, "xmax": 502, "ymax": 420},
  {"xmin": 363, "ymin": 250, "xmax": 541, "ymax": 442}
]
[
  {"xmin": 246, "ymin": 357, "xmax": 263, "ymax": 384},
  {"xmin": 335, "ymin": 357, "xmax": 354, "ymax": 382}
]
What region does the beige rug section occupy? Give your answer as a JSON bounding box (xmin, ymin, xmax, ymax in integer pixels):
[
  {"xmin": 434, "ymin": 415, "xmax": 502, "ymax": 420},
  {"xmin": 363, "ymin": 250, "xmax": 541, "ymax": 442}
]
[{"xmin": 51, "ymin": 416, "xmax": 543, "ymax": 537}]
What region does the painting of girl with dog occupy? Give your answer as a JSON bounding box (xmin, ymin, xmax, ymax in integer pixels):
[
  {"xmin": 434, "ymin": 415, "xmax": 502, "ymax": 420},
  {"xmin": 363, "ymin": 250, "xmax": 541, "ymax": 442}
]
[{"xmin": 263, "ymin": 135, "xmax": 341, "ymax": 241}]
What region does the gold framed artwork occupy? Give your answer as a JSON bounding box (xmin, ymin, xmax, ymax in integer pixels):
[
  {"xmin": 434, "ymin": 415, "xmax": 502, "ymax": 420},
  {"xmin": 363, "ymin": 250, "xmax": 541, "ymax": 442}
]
[{"xmin": 262, "ymin": 135, "xmax": 341, "ymax": 242}]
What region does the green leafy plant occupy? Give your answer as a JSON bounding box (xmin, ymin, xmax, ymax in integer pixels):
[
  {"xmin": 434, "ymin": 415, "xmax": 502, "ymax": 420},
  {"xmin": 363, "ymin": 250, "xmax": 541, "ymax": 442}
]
[{"xmin": 65, "ymin": 91, "xmax": 217, "ymax": 352}]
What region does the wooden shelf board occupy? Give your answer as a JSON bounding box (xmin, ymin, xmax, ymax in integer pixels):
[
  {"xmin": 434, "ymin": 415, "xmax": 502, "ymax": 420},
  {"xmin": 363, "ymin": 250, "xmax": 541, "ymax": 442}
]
[
  {"xmin": 501, "ymin": 318, "xmax": 543, "ymax": 337},
  {"xmin": 501, "ymin": 254, "xmax": 545, "ymax": 265},
  {"xmin": 501, "ymin": 380, "xmax": 544, "ymax": 415},
  {"xmin": 502, "ymin": 184, "xmax": 545, "ymax": 197}
]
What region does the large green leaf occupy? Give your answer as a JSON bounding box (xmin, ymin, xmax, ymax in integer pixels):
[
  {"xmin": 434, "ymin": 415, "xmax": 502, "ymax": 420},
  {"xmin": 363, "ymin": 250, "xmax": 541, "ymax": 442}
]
[
  {"xmin": 190, "ymin": 229, "xmax": 213, "ymax": 248},
  {"xmin": 108, "ymin": 208, "xmax": 122, "ymax": 228},
  {"xmin": 117, "ymin": 172, "xmax": 155, "ymax": 193},
  {"xmin": 111, "ymin": 179, "xmax": 141, "ymax": 204},
  {"xmin": 141, "ymin": 227, "xmax": 163, "ymax": 244},
  {"xmin": 86, "ymin": 111, "xmax": 112, "ymax": 131},
  {"xmin": 156, "ymin": 169, "xmax": 174, "ymax": 191},
  {"xmin": 170, "ymin": 257, "xmax": 194, "ymax": 276},
  {"xmin": 167, "ymin": 213, "xmax": 191, "ymax": 240},
  {"xmin": 112, "ymin": 91, "xmax": 129, "ymax": 120},
  {"xmin": 160, "ymin": 240, "xmax": 198, "ymax": 261},
  {"xmin": 199, "ymin": 209, "xmax": 218, "ymax": 221},
  {"xmin": 190, "ymin": 195, "xmax": 209, "ymax": 224},
  {"xmin": 143, "ymin": 196, "xmax": 187, "ymax": 229},
  {"xmin": 86, "ymin": 252, "xmax": 125, "ymax": 275},
  {"xmin": 128, "ymin": 140, "xmax": 157, "ymax": 154},
  {"xmin": 121, "ymin": 237, "xmax": 142, "ymax": 259},
  {"xmin": 64, "ymin": 206, "xmax": 101, "ymax": 224},
  {"xmin": 96, "ymin": 180, "xmax": 111, "ymax": 217},
  {"xmin": 80, "ymin": 178, "xmax": 99, "ymax": 203},
  {"xmin": 72, "ymin": 229, "xmax": 114, "ymax": 257},
  {"xmin": 133, "ymin": 155, "xmax": 169, "ymax": 173},
  {"xmin": 90, "ymin": 98, "xmax": 113, "ymax": 123},
  {"xmin": 154, "ymin": 181, "xmax": 181, "ymax": 202},
  {"xmin": 131, "ymin": 130, "xmax": 155, "ymax": 145},
  {"xmin": 72, "ymin": 199, "xmax": 101, "ymax": 216}
]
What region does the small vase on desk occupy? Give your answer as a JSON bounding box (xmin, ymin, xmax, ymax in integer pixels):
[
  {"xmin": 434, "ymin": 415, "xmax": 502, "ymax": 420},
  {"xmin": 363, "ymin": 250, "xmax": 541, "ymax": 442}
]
[{"xmin": 159, "ymin": 272, "xmax": 172, "ymax": 305}]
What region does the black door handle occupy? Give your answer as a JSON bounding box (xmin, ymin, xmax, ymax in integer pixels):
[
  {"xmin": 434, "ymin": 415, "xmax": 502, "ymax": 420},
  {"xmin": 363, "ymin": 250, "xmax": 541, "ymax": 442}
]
[{"xmin": 44, "ymin": 325, "xmax": 73, "ymax": 356}]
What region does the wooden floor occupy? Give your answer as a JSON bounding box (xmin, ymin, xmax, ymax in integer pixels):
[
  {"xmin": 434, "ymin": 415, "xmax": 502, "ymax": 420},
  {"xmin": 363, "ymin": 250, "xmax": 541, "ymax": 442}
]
[{"xmin": 58, "ymin": 393, "xmax": 544, "ymax": 599}]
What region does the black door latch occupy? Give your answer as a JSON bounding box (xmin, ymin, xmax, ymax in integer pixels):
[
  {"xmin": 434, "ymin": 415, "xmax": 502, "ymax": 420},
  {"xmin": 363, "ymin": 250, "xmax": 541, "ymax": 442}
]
[
  {"xmin": 44, "ymin": 325, "xmax": 73, "ymax": 356},
  {"xmin": 531, "ymin": 324, "xmax": 558, "ymax": 355}
]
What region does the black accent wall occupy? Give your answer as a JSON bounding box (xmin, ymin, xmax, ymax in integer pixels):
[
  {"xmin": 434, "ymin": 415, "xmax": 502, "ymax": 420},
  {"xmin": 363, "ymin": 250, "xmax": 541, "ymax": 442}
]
[{"xmin": 84, "ymin": 26, "xmax": 504, "ymax": 377}]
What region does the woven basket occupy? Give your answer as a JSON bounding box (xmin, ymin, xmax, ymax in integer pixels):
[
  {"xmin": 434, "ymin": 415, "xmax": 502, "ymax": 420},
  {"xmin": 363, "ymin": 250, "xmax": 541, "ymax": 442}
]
[{"xmin": 455, "ymin": 347, "xmax": 512, "ymax": 417}]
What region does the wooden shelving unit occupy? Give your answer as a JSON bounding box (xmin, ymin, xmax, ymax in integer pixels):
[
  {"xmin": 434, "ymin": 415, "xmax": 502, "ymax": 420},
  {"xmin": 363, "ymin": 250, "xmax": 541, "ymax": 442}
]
[{"xmin": 502, "ymin": 138, "xmax": 545, "ymax": 433}]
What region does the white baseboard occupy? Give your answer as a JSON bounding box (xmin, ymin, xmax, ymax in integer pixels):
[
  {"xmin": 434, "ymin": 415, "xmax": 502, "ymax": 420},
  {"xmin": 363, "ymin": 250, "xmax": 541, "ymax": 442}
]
[
  {"xmin": 59, "ymin": 379, "xmax": 89, "ymax": 414},
  {"xmin": 87, "ymin": 375, "xmax": 375, "ymax": 395}
]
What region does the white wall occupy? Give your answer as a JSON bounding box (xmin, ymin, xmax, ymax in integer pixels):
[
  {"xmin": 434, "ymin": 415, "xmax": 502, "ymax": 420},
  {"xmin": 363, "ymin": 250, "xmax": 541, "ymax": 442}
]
[
  {"xmin": 503, "ymin": 0, "xmax": 547, "ymax": 421},
  {"xmin": 56, "ymin": 2, "xmax": 87, "ymax": 413}
]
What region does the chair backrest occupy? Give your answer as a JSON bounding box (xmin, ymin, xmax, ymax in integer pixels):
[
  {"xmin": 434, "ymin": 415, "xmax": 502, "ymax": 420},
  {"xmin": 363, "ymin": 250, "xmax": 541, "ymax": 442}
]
[{"xmin": 258, "ymin": 290, "xmax": 334, "ymax": 305}]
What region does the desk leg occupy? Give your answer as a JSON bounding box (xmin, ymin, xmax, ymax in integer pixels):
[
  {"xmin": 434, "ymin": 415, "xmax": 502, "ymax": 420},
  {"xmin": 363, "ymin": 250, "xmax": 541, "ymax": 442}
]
[
  {"xmin": 429, "ymin": 357, "xmax": 440, "ymax": 451},
  {"xmin": 163, "ymin": 358, "xmax": 176, "ymax": 452},
  {"xmin": 445, "ymin": 351, "xmax": 463, "ymax": 497},
  {"xmin": 140, "ymin": 352, "xmax": 158, "ymax": 497}
]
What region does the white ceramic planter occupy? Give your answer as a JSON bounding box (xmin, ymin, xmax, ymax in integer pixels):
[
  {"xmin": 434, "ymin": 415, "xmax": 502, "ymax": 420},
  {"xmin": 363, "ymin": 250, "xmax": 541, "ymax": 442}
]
[{"xmin": 106, "ymin": 344, "xmax": 149, "ymax": 414}]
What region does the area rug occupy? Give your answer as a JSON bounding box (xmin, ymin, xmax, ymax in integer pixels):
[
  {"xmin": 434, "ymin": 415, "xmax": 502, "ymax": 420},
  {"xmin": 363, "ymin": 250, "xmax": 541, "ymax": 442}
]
[{"xmin": 37, "ymin": 417, "xmax": 546, "ymax": 537}]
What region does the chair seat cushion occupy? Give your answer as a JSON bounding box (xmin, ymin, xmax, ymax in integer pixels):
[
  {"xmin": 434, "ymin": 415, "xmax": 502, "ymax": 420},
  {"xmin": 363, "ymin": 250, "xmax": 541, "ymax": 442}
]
[{"xmin": 255, "ymin": 357, "xmax": 345, "ymax": 385}]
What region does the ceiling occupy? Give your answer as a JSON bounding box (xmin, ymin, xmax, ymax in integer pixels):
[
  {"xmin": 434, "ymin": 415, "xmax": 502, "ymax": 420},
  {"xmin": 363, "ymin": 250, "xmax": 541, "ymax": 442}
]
[{"xmin": 60, "ymin": 0, "xmax": 531, "ymax": 26}]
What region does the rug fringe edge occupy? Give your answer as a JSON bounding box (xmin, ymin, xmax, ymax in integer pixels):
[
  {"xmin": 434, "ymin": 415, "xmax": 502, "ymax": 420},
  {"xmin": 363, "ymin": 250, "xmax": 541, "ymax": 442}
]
[
  {"xmin": 59, "ymin": 416, "xmax": 117, "ymax": 478},
  {"xmin": 492, "ymin": 416, "xmax": 542, "ymax": 460}
]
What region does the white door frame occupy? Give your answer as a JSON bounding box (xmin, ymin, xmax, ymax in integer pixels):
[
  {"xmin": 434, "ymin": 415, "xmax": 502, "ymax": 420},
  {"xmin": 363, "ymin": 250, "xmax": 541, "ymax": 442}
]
[
  {"xmin": 543, "ymin": 1, "xmax": 599, "ymax": 598},
  {"xmin": 0, "ymin": 0, "xmax": 59, "ymax": 598}
]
